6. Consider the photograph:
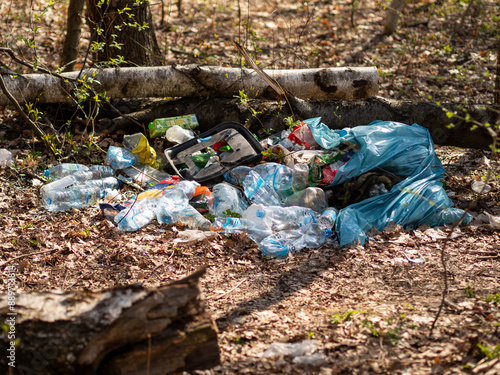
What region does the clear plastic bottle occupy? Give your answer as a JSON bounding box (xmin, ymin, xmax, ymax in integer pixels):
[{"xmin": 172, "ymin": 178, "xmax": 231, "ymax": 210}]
[
  {"xmin": 106, "ymin": 146, "xmax": 136, "ymax": 170},
  {"xmin": 283, "ymin": 187, "xmax": 328, "ymax": 213},
  {"xmin": 42, "ymin": 186, "xmax": 106, "ymax": 212},
  {"xmin": 318, "ymin": 207, "xmax": 339, "ymax": 230},
  {"xmin": 259, "ymin": 224, "xmax": 332, "ymax": 258},
  {"xmin": 209, "ymin": 183, "xmax": 248, "ymax": 218},
  {"xmin": 85, "ymin": 176, "xmax": 121, "ymax": 190},
  {"xmin": 43, "ymin": 163, "xmax": 89, "ymax": 180},
  {"xmin": 292, "ymin": 163, "xmax": 309, "ymax": 192},
  {"xmin": 241, "ymin": 204, "xmax": 318, "ymax": 233},
  {"xmin": 40, "ymin": 169, "xmax": 116, "ymax": 195},
  {"xmin": 224, "ymin": 166, "xmax": 252, "ymax": 185},
  {"xmin": 115, "ymin": 200, "xmax": 157, "ymax": 232},
  {"xmin": 243, "ymin": 171, "xmax": 282, "ymax": 206}
]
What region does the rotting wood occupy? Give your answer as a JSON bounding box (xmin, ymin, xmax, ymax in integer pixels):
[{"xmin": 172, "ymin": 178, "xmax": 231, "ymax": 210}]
[
  {"xmin": 102, "ymin": 96, "xmax": 498, "ymax": 151},
  {"xmin": 0, "ymin": 267, "xmax": 220, "ymax": 375},
  {"xmin": 0, "ymin": 65, "xmax": 379, "ymax": 106}
]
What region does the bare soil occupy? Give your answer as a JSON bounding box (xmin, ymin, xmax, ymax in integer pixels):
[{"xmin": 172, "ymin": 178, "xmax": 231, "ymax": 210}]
[{"xmin": 0, "ymin": 0, "xmax": 499, "ymax": 374}]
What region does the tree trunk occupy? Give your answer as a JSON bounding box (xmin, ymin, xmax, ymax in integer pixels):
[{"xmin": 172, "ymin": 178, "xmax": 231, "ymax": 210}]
[
  {"xmin": 103, "ymin": 96, "xmax": 497, "ymax": 151},
  {"xmin": 495, "ymin": 38, "xmax": 500, "ymax": 105},
  {"xmin": 86, "ymin": 0, "xmax": 162, "ymax": 66},
  {"xmin": 0, "ymin": 65, "xmax": 379, "ymax": 105},
  {"xmin": 0, "ymin": 267, "xmax": 220, "ymax": 374},
  {"xmin": 384, "ymin": 0, "xmax": 406, "ymax": 35},
  {"xmin": 60, "ymin": 0, "xmax": 86, "ymax": 71}
]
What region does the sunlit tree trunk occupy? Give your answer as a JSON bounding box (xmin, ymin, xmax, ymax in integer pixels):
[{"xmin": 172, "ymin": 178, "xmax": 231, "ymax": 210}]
[
  {"xmin": 86, "ymin": 0, "xmax": 162, "ymax": 66},
  {"xmin": 384, "ymin": 0, "xmax": 406, "ymax": 35},
  {"xmin": 60, "ymin": 0, "xmax": 86, "ymax": 71}
]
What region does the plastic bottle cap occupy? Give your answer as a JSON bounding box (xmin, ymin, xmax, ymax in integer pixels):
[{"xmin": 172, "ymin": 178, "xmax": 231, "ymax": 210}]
[
  {"xmin": 173, "ymin": 175, "xmax": 179, "ymax": 180},
  {"xmin": 43, "ymin": 169, "xmax": 49, "ymax": 177}
]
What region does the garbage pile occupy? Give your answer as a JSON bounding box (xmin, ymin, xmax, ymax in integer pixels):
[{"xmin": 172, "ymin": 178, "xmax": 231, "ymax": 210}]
[{"xmin": 40, "ymin": 117, "xmax": 472, "ymax": 257}]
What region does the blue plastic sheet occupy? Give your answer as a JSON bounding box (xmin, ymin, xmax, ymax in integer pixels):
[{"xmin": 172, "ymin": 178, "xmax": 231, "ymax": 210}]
[{"xmin": 309, "ymin": 120, "xmax": 473, "ymax": 247}]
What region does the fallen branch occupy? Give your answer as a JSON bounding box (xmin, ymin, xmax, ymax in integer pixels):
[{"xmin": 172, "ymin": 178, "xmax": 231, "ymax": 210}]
[{"xmin": 0, "ymin": 65, "xmax": 379, "ymax": 106}]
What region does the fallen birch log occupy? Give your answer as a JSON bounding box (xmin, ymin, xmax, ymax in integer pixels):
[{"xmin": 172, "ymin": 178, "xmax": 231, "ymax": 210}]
[
  {"xmin": 0, "ymin": 267, "xmax": 220, "ymax": 375},
  {"xmin": 0, "ymin": 65, "xmax": 378, "ymax": 106}
]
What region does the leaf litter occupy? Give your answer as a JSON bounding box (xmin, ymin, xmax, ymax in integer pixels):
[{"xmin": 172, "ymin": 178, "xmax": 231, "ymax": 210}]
[{"xmin": 0, "ymin": 0, "xmax": 500, "ymax": 373}]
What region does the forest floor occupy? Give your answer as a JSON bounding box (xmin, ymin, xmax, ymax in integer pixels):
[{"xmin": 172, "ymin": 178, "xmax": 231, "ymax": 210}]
[{"xmin": 1, "ymin": 0, "xmax": 500, "ymax": 374}]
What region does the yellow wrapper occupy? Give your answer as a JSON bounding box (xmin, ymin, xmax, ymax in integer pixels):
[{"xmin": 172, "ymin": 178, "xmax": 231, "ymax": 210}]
[{"xmin": 123, "ymin": 133, "xmax": 159, "ymax": 168}]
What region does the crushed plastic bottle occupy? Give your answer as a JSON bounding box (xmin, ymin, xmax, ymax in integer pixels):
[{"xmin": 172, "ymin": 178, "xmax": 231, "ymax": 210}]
[
  {"xmin": 243, "ymin": 170, "xmax": 282, "ymax": 206},
  {"xmin": 241, "ymin": 204, "xmax": 318, "ymax": 233},
  {"xmin": 115, "ymin": 200, "xmax": 157, "ymax": 232},
  {"xmin": 223, "ymin": 166, "xmax": 252, "ymax": 185},
  {"xmin": 42, "ymin": 185, "xmax": 108, "ymax": 212},
  {"xmin": 208, "ymin": 183, "xmax": 248, "ymax": 218},
  {"xmin": 318, "ymin": 207, "xmax": 339, "ymax": 230},
  {"xmin": 106, "ymin": 146, "xmax": 136, "ymax": 170},
  {"xmin": 165, "ymin": 125, "xmax": 195, "ymax": 144},
  {"xmin": 259, "ymin": 223, "xmax": 332, "ymax": 257},
  {"xmin": 291, "ymin": 163, "xmax": 309, "ymax": 192},
  {"xmin": 283, "ymin": 187, "xmax": 328, "ymax": 213},
  {"xmin": 43, "ymin": 163, "xmax": 89, "ymax": 179}
]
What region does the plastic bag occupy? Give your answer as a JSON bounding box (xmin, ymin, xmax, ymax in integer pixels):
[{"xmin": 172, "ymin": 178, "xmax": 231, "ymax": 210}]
[{"xmin": 308, "ymin": 120, "xmax": 473, "ymax": 247}]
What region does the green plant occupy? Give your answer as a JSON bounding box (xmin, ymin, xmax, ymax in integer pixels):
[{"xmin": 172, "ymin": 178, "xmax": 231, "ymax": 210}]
[
  {"xmin": 234, "ymin": 90, "xmax": 248, "ymax": 104},
  {"xmin": 483, "ymin": 294, "xmax": 500, "ymax": 304},
  {"xmin": 465, "ymin": 284, "xmax": 475, "ymax": 298},
  {"xmin": 330, "ymin": 310, "xmax": 357, "ymax": 325},
  {"xmin": 284, "ymin": 116, "xmax": 301, "ymax": 131},
  {"xmin": 477, "ymin": 343, "xmax": 500, "ymax": 360}
]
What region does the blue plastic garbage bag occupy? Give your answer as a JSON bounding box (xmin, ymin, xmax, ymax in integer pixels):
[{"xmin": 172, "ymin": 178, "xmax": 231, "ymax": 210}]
[{"xmin": 308, "ymin": 119, "xmax": 473, "ymax": 247}]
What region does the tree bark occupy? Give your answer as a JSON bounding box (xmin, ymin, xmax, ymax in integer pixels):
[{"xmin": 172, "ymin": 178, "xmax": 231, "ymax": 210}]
[
  {"xmin": 384, "ymin": 0, "xmax": 406, "ymax": 35},
  {"xmin": 86, "ymin": 0, "xmax": 162, "ymax": 66},
  {"xmin": 0, "ymin": 267, "xmax": 220, "ymax": 374},
  {"xmin": 60, "ymin": 0, "xmax": 86, "ymax": 71},
  {"xmin": 104, "ymin": 96, "xmax": 497, "ymax": 151},
  {"xmin": 0, "ymin": 65, "xmax": 379, "ymax": 105},
  {"xmin": 495, "ymin": 38, "xmax": 500, "ymax": 105}
]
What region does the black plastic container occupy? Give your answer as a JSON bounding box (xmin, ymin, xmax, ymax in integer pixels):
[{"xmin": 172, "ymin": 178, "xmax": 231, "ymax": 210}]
[{"xmin": 165, "ymin": 122, "xmax": 264, "ymax": 184}]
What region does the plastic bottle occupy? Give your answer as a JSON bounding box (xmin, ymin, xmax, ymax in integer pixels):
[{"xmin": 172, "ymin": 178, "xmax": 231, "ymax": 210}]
[
  {"xmin": 318, "ymin": 207, "xmax": 339, "ymax": 230},
  {"xmin": 283, "ymin": 187, "xmax": 328, "ymax": 213},
  {"xmin": 241, "ymin": 204, "xmax": 318, "ymax": 233},
  {"xmin": 166, "ymin": 125, "xmax": 195, "ymax": 144},
  {"xmin": 243, "ymin": 170, "xmax": 282, "ymax": 206},
  {"xmin": 85, "ymin": 176, "xmax": 121, "ymax": 190},
  {"xmin": 224, "ymin": 166, "xmax": 252, "ymax": 185},
  {"xmin": 0, "ymin": 149, "xmax": 13, "ymax": 167},
  {"xmin": 259, "ymin": 224, "xmax": 332, "ymax": 258},
  {"xmin": 42, "ymin": 186, "xmax": 107, "ymax": 212},
  {"xmin": 273, "ymin": 164, "xmax": 294, "ymax": 200},
  {"xmin": 209, "ymin": 183, "xmax": 248, "ymax": 218},
  {"xmin": 292, "ymin": 163, "xmax": 309, "ymax": 192},
  {"xmin": 115, "ymin": 200, "xmax": 157, "ymax": 232},
  {"xmin": 43, "ymin": 163, "xmax": 90, "ymax": 180},
  {"xmin": 40, "ymin": 168, "xmax": 116, "ymax": 195},
  {"xmin": 123, "ymin": 164, "xmax": 172, "ymax": 187},
  {"xmin": 106, "ymin": 146, "xmax": 136, "ymax": 170}
]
